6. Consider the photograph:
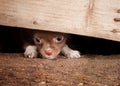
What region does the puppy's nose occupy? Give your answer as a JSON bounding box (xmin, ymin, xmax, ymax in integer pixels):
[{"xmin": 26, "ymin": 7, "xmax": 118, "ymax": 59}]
[{"xmin": 45, "ymin": 49, "xmax": 53, "ymax": 56}]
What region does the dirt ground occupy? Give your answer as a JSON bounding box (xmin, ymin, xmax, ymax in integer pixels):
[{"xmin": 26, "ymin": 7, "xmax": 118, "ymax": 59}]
[{"xmin": 0, "ymin": 53, "xmax": 120, "ymax": 86}]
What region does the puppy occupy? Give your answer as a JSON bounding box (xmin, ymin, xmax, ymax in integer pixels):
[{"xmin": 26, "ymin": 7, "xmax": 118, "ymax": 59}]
[{"xmin": 22, "ymin": 29, "xmax": 81, "ymax": 59}]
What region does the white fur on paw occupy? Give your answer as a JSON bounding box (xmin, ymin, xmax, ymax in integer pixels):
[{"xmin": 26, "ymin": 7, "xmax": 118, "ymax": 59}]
[
  {"xmin": 24, "ymin": 46, "xmax": 37, "ymax": 58},
  {"xmin": 65, "ymin": 50, "xmax": 81, "ymax": 59}
]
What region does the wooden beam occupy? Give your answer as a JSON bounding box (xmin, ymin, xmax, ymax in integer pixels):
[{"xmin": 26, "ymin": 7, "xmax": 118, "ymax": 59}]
[{"xmin": 0, "ymin": 0, "xmax": 120, "ymax": 41}]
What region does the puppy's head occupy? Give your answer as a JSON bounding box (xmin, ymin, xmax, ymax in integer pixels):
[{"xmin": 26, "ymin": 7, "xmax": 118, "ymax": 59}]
[{"xmin": 33, "ymin": 31, "xmax": 67, "ymax": 59}]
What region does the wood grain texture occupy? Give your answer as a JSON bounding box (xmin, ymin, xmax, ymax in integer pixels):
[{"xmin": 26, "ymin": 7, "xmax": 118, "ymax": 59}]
[
  {"xmin": 0, "ymin": 0, "xmax": 120, "ymax": 41},
  {"xmin": 87, "ymin": 0, "xmax": 120, "ymax": 41}
]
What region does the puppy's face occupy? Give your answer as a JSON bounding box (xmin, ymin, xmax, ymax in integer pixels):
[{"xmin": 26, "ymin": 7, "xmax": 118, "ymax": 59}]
[{"xmin": 33, "ymin": 31, "xmax": 67, "ymax": 59}]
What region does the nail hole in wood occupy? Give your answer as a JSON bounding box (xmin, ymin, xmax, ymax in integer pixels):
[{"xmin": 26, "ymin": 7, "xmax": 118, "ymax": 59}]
[
  {"xmin": 114, "ymin": 18, "xmax": 120, "ymax": 22},
  {"xmin": 33, "ymin": 21, "xmax": 38, "ymax": 25},
  {"xmin": 111, "ymin": 29, "xmax": 117, "ymax": 33},
  {"xmin": 117, "ymin": 9, "xmax": 120, "ymax": 13}
]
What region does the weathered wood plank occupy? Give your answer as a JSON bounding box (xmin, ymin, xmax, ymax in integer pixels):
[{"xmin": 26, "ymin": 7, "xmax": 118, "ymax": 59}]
[
  {"xmin": 0, "ymin": 0, "xmax": 120, "ymax": 41},
  {"xmin": 0, "ymin": 0, "xmax": 88, "ymax": 34},
  {"xmin": 87, "ymin": 0, "xmax": 120, "ymax": 41}
]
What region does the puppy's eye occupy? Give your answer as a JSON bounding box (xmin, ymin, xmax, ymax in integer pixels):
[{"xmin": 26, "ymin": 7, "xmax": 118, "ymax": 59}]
[
  {"xmin": 34, "ymin": 37, "xmax": 42, "ymax": 44},
  {"xmin": 54, "ymin": 35, "xmax": 64, "ymax": 43}
]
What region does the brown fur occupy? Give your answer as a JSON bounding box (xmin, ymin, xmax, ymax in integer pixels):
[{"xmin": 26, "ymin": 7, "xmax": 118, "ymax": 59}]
[{"xmin": 21, "ymin": 29, "xmax": 68, "ymax": 59}]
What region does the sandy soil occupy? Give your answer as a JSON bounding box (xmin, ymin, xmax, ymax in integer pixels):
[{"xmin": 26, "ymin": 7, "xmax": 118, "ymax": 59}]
[{"xmin": 0, "ymin": 53, "xmax": 120, "ymax": 86}]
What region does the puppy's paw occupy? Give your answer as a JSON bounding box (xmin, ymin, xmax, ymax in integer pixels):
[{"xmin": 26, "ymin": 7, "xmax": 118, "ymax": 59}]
[
  {"xmin": 24, "ymin": 45, "xmax": 37, "ymax": 58},
  {"xmin": 62, "ymin": 45, "xmax": 81, "ymax": 59},
  {"xmin": 66, "ymin": 50, "xmax": 81, "ymax": 59}
]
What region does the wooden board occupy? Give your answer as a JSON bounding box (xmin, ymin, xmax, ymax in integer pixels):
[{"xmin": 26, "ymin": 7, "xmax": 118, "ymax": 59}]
[
  {"xmin": 0, "ymin": 0, "xmax": 120, "ymax": 41},
  {"xmin": 87, "ymin": 0, "xmax": 120, "ymax": 41}
]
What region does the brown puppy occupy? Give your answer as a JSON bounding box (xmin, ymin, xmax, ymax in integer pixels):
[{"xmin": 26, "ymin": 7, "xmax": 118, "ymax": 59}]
[{"xmin": 22, "ymin": 29, "xmax": 80, "ymax": 59}]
